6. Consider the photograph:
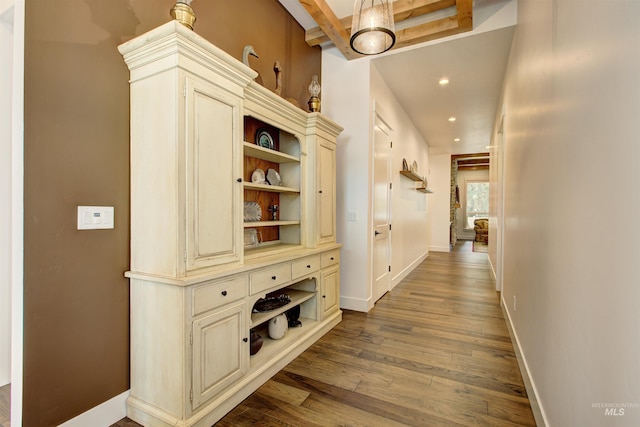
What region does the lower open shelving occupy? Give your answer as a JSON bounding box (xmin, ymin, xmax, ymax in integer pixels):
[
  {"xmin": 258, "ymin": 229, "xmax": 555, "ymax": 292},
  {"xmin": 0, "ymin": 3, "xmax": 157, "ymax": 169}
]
[
  {"xmin": 249, "ymin": 316, "xmax": 319, "ymax": 368},
  {"xmin": 251, "ymin": 289, "xmax": 315, "ymax": 327}
]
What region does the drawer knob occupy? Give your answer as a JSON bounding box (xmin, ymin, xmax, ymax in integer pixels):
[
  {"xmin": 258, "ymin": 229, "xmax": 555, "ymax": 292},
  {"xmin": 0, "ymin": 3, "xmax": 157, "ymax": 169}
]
[
  {"xmin": 330, "ymin": 257, "xmax": 334, "ymax": 261},
  {"xmin": 307, "ymin": 265, "xmax": 311, "ymax": 268},
  {"xmin": 221, "ymin": 290, "xmax": 227, "ymax": 296},
  {"xmin": 243, "ymin": 337, "xmax": 248, "ymax": 343},
  {"xmin": 272, "ymin": 276, "xmax": 277, "ymax": 280},
  {"xmin": 322, "ymin": 295, "xmax": 326, "ymax": 298},
  {"xmin": 237, "ymin": 178, "xmax": 242, "ymax": 182}
]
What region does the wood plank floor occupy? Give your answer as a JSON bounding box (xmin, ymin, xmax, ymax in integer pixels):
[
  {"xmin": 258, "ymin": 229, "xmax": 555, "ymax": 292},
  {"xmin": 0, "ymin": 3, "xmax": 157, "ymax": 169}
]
[
  {"xmin": 0, "ymin": 384, "xmax": 9, "ymax": 427},
  {"xmin": 117, "ymin": 240, "xmax": 534, "ymax": 426}
]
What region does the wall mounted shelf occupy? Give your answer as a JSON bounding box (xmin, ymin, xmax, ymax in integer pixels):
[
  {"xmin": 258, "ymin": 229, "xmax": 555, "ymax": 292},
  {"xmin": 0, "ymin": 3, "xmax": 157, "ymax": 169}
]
[
  {"xmin": 399, "ymin": 170, "xmax": 423, "ymax": 181},
  {"xmin": 400, "ymin": 170, "xmax": 432, "ymax": 193}
]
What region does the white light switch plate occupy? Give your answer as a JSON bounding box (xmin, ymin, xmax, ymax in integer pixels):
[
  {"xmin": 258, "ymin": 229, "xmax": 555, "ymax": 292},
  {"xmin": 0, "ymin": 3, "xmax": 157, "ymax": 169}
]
[{"xmin": 77, "ymin": 206, "xmax": 114, "ymax": 230}]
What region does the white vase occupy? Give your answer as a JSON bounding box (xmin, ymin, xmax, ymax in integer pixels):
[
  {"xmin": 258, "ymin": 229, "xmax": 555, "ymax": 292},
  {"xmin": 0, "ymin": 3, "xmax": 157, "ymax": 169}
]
[{"xmin": 268, "ymin": 314, "xmax": 288, "ymax": 340}]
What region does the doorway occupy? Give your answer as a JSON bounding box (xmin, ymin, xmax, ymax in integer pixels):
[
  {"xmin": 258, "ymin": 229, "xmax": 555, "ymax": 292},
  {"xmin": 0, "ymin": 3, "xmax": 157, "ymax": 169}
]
[{"xmin": 371, "ymin": 109, "xmax": 392, "ymax": 304}]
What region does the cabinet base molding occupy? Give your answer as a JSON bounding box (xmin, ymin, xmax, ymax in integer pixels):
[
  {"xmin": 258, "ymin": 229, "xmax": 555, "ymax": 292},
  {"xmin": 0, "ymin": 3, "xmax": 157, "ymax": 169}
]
[{"xmin": 128, "ymin": 310, "xmax": 342, "ymax": 427}]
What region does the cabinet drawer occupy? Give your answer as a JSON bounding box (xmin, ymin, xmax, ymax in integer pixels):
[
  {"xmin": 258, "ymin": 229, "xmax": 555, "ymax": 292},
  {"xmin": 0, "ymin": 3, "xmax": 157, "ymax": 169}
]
[
  {"xmin": 320, "ymin": 250, "xmax": 340, "ymax": 268},
  {"xmin": 291, "ymin": 255, "xmax": 320, "ymax": 280},
  {"xmin": 192, "ymin": 276, "xmax": 247, "ymax": 316},
  {"xmin": 250, "ymin": 263, "xmax": 292, "ymax": 295}
]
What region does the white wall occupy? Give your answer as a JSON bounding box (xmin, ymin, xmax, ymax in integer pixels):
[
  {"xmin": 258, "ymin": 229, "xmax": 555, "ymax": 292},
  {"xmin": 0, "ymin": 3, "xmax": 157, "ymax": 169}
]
[
  {"xmin": 500, "ymin": 1, "xmax": 640, "ymax": 426},
  {"xmin": 322, "ymin": 48, "xmax": 373, "ymax": 311},
  {"xmin": 322, "ymin": 48, "xmax": 432, "ymax": 311},
  {"xmin": 428, "ymin": 153, "xmax": 451, "ymax": 252},
  {"xmin": 370, "ymin": 65, "xmax": 430, "ymax": 287}
]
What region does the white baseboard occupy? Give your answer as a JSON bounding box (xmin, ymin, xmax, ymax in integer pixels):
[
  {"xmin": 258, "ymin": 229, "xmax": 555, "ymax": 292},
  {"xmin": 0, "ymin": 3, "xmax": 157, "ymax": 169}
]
[
  {"xmin": 392, "ymin": 251, "xmax": 428, "ymax": 288},
  {"xmin": 58, "ymin": 390, "xmax": 129, "ymax": 427},
  {"xmin": 429, "ymin": 245, "xmax": 451, "ymax": 252},
  {"xmin": 500, "ymin": 297, "xmax": 548, "ymax": 427},
  {"xmin": 340, "ymin": 295, "xmax": 371, "ymax": 312}
]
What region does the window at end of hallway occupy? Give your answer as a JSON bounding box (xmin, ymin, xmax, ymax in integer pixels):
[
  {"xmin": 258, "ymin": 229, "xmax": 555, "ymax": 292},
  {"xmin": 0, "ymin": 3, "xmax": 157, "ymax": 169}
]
[{"xmin": 465, "ymin": 181, "xmax": 489, "ymax": 229}]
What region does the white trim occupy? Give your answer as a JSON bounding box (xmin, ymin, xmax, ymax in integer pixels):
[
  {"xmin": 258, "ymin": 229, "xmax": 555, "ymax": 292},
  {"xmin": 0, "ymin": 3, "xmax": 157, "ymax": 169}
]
[
  {"xmin": 391, "ymin": 251, "xmax": 428, "ymax": 288},
  {"xmin": 2, "ymin": 0, "xmax": 24, "ymax": 424},
  {"xmin": 429, "ymin": 245, "xmax": 451, "ymax": 252},
  {"xmin": 500, "ymin": 296, "xmax": 548, "ymax": 427},
  {"xmin": 340, "ymin": 295, "xmax": 371, "ymax": 312},
  {"xmin": 57, "ymin": 390, "xmax": 130, "ymax": 427},
  {"xmin": 0, "ymin": 1, "xmax": 14, "ymax": 388}
]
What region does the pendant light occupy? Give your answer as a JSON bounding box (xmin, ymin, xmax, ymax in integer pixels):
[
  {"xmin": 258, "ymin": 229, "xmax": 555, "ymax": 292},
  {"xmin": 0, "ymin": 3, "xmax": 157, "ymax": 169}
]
[{"xmin": 350, "ymin": 0, "xmax": 396, "ymax": 55}]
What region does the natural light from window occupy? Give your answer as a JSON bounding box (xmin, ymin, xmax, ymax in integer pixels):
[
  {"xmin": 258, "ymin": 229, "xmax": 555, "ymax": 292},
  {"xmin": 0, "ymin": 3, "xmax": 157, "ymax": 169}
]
[{"xmin": 465, "ymin": 181, "xmax": 489, "ymax": 229}]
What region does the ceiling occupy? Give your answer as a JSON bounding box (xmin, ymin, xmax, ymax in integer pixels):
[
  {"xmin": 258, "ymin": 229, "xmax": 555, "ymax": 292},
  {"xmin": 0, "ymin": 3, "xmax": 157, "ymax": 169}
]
[{"xmin": 278, "ymin": 0, "xmax": 516, "ymax": 155}]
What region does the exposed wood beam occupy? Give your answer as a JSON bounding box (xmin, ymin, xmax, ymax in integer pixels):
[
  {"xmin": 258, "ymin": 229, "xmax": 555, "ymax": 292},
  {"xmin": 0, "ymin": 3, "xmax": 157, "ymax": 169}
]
[
  {"xmin": 299, "ymin": 0, "xmax": 359, "ymax": 59},
  {"xmin": 305, "ymin": 0, "xmax": 456, "ymax": 47},
  {"xmin": 457, "ymin": 159, "xmax": 489, "ymax": 166},
  {"xmin": 300, "ymin": 0, "xmax": 473, "ymax": 59},
  {"xmin": 457, "ymin": 165, "xmax": 489, "ymax": 171},
  {"xmin": 452, "ymin": 152, "xmax": 489, "ymax": 160},
  {"xmin": 455, "ymin": 0, "xmax": 473, "ymax": 30},
  {"xmin": 392, "ymin": 15, "xmax": 459, "ymax": 49}
]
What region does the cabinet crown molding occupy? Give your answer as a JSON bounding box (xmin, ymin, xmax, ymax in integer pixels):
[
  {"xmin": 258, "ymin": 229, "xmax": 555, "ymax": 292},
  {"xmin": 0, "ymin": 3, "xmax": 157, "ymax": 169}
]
[{"xmin": 119, "ymin": 20, "xmax": 258, "ymax": 86}]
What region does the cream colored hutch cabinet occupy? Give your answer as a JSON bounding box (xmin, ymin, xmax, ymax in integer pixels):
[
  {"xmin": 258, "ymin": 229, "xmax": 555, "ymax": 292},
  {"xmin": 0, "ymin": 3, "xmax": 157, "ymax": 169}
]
[{"xmin": 119, "ymin": 21, "xmax": 343, "ymax": 427}]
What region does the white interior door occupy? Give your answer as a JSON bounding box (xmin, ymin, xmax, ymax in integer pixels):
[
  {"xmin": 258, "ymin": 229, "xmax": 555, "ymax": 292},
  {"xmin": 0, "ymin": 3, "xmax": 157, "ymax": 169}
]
[{"xmin": 372, "ymin": 115, "xmax": 392, "ymax": 304}]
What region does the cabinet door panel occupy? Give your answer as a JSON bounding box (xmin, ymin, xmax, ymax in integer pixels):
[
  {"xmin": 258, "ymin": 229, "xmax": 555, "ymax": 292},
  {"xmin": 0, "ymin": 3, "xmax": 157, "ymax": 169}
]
[
  {"xmin": 321, "ymin": 265, "xmax": 339, "ymax": 317},
  {"xmin": 317, "ymin": 139, "xmax": 336, "ymax": 244},
  {"xmin": 192, "ymin": 303, "xmax": 247, "ymax": 408},
  {"xmin": 186, "ymin": 76, "xmax": 242, "ymax": 271}
]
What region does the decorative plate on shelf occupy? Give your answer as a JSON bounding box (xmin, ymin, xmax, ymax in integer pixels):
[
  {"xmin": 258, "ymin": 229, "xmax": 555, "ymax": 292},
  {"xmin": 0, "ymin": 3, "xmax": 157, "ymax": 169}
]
[
  {"xmin": 256, "ymin": 128, "xmax": 274, "ymax": 149},
  {"xmin": 411, "ymin": 160, "xmax": 418, "ymax": 173},
  {"xmin": 266, "ymin": 168, "xmax": 281, "ymax": 186},
  {"xmin": 402, "ymin": 158, "xmax": 408, "ymax": 171},
  {"xmin": 244, "ymin": 201, "xmax": 262, "ymax": 222},
  {"xmin": 251, "ymin": 168, "xmax": 266, "ymax": 184}
]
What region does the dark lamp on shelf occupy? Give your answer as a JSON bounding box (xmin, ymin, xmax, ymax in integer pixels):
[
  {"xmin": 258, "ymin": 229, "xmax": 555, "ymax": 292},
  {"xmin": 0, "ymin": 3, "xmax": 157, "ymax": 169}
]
[
  {"xmin": 308, "ymin": 75, "xmax": 321, "ymax": 113},
  {"xmin": 350, "ymin": 0, "xmax": 396, "ymax": 55}
]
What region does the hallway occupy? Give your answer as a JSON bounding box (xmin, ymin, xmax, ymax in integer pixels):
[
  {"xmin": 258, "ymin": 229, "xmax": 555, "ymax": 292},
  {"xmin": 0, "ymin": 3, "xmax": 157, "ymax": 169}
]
[
  {"xmin": 217, "ymin": 241, "xmax": 535, "ymax": 425},
  {"xmin": 115, "ymin": 241, "xmax": 535, "ymax": 426}
]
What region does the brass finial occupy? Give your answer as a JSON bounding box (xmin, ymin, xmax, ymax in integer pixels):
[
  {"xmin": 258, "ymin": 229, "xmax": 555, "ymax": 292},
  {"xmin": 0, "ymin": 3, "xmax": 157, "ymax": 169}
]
[{"xmin": 170, "ymin": 0, "xmax": 196, "ymax": 30}]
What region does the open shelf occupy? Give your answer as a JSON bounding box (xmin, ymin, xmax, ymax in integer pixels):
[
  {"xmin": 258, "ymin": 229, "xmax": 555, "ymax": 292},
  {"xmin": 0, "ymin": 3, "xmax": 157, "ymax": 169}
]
[
  {"xmin": 243, "ymin": 182, "xmax": 299, "ymax": 193},
  {"xmin": 416, "ymin": 187, "xmax": 433, "ymax": 193},
  {"xmin": 251, "ymin": 289, "xmax": 316, "ymax": 327},
  {"xmin": 399, "ymin": 170, "xmax": 424, "ymax": 181},
  {"xmin": 243, "ymin": 142, "xmax": 299, "ymax": 163},
  {"xmin": 249, "ymin": 317, "xmax": 319, "ymax": 368}
]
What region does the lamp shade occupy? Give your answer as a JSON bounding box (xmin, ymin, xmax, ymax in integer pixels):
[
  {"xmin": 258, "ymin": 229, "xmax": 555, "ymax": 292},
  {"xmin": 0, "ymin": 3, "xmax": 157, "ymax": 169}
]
[{"xmin": 350, "ymin": 0, "xmax": 395, "ymax": 55}]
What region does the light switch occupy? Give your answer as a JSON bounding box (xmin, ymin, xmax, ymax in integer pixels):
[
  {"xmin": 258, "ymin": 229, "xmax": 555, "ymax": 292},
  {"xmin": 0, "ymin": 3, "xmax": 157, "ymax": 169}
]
[
  {"xmin": 77, "ymin": 206, "xmax": 114, "ymax": 230},
  {"xmin": 347, "ymin": 211, "xmax": 358, "ymax": 221}
]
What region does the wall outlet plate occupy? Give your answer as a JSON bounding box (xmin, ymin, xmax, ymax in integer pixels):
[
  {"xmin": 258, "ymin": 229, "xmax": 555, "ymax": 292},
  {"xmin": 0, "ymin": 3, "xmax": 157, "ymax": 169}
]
[{"xmin": 77, "ymin": 206, "xmax": 114, "ymax": 230}]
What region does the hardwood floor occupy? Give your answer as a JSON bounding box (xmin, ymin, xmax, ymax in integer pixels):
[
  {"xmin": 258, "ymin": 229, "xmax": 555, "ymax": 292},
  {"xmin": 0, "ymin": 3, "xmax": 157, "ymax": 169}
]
[
  {"xmin": 0, "ymin": 383, "xmax": 9, "ymax": 427},
  {"xmin": 116, "ymin": 240, "xmax": 535, "ymax": 426}
]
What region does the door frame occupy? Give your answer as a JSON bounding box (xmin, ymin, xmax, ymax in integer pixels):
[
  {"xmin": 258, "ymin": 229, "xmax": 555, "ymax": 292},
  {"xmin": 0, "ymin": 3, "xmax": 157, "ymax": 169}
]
[
  {"xmin": 1, "ymin": 1, "xmax": 25, "ymax": 424},
  {"xmin": 369, "ymin": 102, "xmax": 393, "ymax": 307}
]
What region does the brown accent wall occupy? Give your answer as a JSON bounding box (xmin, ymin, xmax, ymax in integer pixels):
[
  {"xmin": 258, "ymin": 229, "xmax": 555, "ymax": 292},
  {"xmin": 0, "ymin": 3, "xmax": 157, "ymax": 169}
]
[{"xmin": 23, "ymin": 1, "xmax": 320, "ymax": 425}]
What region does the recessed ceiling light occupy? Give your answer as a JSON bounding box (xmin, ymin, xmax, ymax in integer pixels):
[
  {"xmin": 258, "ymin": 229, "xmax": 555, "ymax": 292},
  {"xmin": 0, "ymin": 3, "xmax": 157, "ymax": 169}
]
[
  {"xmin": 454, "ymin": 138, "xmax": 461, "ymax": 142},
  {"xmin": 439, "ymin": 78, "xmax": 449, "ymax": 85},
  {"xmin": 448, "ymin": 117, "xmax": 456, "ymax": 122}
]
